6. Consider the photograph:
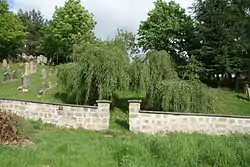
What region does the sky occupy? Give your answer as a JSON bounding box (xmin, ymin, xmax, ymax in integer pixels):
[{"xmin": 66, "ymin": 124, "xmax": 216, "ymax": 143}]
[{"xmin": 9, "ymin": 0, "xmax": 195, "ymax": 39}]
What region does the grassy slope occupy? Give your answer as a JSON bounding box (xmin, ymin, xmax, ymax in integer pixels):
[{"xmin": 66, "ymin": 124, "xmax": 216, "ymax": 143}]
[
  {"xmin": 0, "ymin": 120, "xmax": 250, "ymax": 167},
  {"xmin": 0, "ymin": 63, "xmax": 61, "ymax": 103}
]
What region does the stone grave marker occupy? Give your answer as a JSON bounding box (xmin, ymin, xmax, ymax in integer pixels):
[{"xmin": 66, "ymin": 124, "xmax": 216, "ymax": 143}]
[
  {"xmin": 33, "ymin": 64, "xmax": 38, "ymax": 73},
  {"xmin": 3, "ymin": 72, "xmax": 11, "ymax": 81},
  {"xmin": 29, "ymin": 62, "xmax": 34, "ymax": 73},
  {"xmin": 2, "ymin": 59, "xmax": 7, "ymax": 66},
  {"xmin": 6, "ymin": 65, "xmax": 11, "ymax": 73},
  {"xmin": 42, "ymin": 69, "xmax": 46, "ymax": 79},
  {"xmin": 42, "ymin": 82, "xmax": 46, "ymax": 91},
  {"xmin": 246, "ymin": 84, "xmax": 250, "ymax": 100},
  {"xmin": 25, "ymin": 62, "xmax": 30, "ymax": 74},
  {"xmin": 10, "ymin": 70, "xmax": 16, "ymax": 80},
  {"xmin": 22, "ymin": 74, "xmax": 30, "ymax": 89}
]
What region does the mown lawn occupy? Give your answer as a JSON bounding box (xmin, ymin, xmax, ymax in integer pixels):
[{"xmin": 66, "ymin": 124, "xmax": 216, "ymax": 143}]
[{"xmin": 0, "ymin": 120, "xmax": 250, "ymax": 167}]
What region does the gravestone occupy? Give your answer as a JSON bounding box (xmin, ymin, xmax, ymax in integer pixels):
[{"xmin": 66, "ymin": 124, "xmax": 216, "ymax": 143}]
[
  {"xmin": 42, "ymin": 69, "xmax": 46, "ymax": 79},
  {"xmin": 2, "ymin": 59, "xmax": 7, "ymax": 67},
  {"xmin": 246, "ymin": 84, "xmax": 250, "ymax": 100},
  {"xmin": 29, "ymin": 62, "xmax": 34, "ymax": 73},
  {"xmin": 42, "ymin": 82, "xmax": 46, "ymax": 91},
  {"xmin": 10, "ymin": 70, "xmax": 16, "ymax": 80},
  {"xmin": 22, "ymin": 74, "xmax": 30, "ymax": 89},
  {"xmin": 33, "ymin": 64, "xmax": 38, "ymax": 73},
  {"xmin": 25, "ymin": 62, "xmax": 30, "ymax": 74},
  {"xmin": 3, "ymin": 72, "xmax": 11, "ymax": 81},
  {"xmin": 6, "ymin": 65, "xmax": 11, "ymax": 73}
]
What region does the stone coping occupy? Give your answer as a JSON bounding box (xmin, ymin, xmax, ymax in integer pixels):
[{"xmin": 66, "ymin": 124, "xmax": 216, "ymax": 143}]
[
  {"xmin": 96, "ymin": 100, "xmax": 112, "ymax": 104},
  {"xmin": 140, "ymin": 110, "xmax": 250, "ymax": 119},
  {"xmin": 0, "ymin": 98, "xmax": 102, "ymax": 109},
  {"xmin": 128, "ymin": 100, "xmax": 142, "ymax": 103}
]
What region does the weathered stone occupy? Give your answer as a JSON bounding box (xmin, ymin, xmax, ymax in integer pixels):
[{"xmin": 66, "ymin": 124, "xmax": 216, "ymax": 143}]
[
  {"xmin": 42, "ymin": 69, "xmax": 46, "ymax": 79},
  {"xmin": 2, "ymin": 59, "xmax": 7, "ymax": 66}
]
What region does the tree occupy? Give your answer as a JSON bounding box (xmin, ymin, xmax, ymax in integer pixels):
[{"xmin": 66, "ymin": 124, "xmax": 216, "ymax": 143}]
[
  {"xmin": 57, "ymin": 39, "xmax": 130, "ymax": 104},
  {"xmin": 138, "ymin": 0, "xmax": 195, "ymax": 65},
  {"xmin": 115, "ymin": 29, "xmax": 139, "ymax": 57},
  {"xmin": 193, "ymin": 0, "xmax": 250, "ymax": 88},
  {"xmin": 39, "ymin": 0, "xmax": 96, "ymax": 64},
  {"xmin": 17, "ymin": 9, "xmax": 48, "ymax": 55},
  {"xmin": 129, "ymin": 50, "xmax": 218, "ymax": 113},
  {"xmin": 0, "ymin": 0, "xmax": 26, "ymax": 59}
]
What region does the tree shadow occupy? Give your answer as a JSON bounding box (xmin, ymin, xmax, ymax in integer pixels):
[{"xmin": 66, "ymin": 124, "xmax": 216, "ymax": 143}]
[
  {"xmin": 236, "ymin": 95, "xmax": 249, "ymax": 101},
  {"xmin": 115, "ymin": 119, "xmax": 129, "ymax": 130},
  {"xmin": 54, "ymin": 92, "xmax": 76, "ymax": 104}
]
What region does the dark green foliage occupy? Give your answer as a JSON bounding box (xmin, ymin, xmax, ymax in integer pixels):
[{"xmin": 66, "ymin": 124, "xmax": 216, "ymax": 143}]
[
  {"xmin": 193, "ymin": 0, "xmax": 250, "ymax": 85},
  {"xmin": 17, "ymin": 9, "xmax": 48, "ymax": 55}
]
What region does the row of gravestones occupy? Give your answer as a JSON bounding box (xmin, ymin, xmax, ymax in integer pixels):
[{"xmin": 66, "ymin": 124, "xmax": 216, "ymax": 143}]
[
  {"xmin": 3, "ymin": 58, "xmax": 55, "ymax": 96},
  {"xmin": 3, "ymin": 54, "xmax": 49, "ymax": 66}
]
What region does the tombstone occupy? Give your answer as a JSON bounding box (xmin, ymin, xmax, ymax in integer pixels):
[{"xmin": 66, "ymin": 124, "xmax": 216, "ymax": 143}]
[
  {"xmin": 42, "ymin": 69, "xmax": 46, "ymax": 79},
  {"xmin": 246, "ymin": 84, "xmax": 250, "ymax": 100},
  {"xmin": 2, "ymin": 59, "xmax": 7, "ymax": 67},
  {"xmin": 10, "ymin": 70, "xmax": 16, "ymax": 80},
  {"xmin": 6, "ymin": 65, "xmax": 11, "ymax": 73},
  {"xmin": 29, "ymin": 62, "xmax": 34, "ymax": 73},
  {"xmin": 22, "ymin": 74, "xmax": 30, "ymax": 89},
  {"xmin": 36, "ymin": 56, "xmax": 41, "ymax": 64},
  {"xmin": 25, "ymin": 62, "xmax": 30, "ymax": 74},
  {"xmin": 3, "ymin": 72, "xmax": 11, "ymax": 81},
  {"xmin": 33, "ymin": 64, "xmax": 38, "ymax": 73},
  {"xmin": 42, "ymin": 82, "xmax": 47, "ymax": 91}
]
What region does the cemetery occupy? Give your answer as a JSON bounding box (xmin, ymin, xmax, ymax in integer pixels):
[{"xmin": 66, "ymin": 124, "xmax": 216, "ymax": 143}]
[{"xmin": 0, "ymin": 0, "xmax": 250, "ymax": 166}]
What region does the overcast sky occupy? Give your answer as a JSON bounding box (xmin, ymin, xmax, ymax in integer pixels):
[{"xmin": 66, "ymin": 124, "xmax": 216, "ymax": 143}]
[{"xmin": 10, "ymin": 0, "xmax": 195, "ymax": 39}]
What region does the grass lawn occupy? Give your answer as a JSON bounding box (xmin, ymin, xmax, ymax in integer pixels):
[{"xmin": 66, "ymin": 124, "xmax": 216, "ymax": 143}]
[{"xmin": 0, "ymin": 120, "xmax": 250, "ymax": 167}]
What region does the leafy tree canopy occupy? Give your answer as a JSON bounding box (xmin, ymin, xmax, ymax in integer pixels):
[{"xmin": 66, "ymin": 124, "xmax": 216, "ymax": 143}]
[
  {"xmin": 57, "ymin": 39, "xmax": 130, "ymax": 104},
  {"xmin": 39, "ymin": 0, "xmax": 96, "ymax": 64},
  {"xmin": 17, "ymin": 9, "xmax": 48, "ymax": 55},
  {"xmin": 138, "ymin": 0, "xmax": 195, "ymax": 65},
  {"xmin": 0, "ymin": 0, "xmax": 26, "ymax": 59}
]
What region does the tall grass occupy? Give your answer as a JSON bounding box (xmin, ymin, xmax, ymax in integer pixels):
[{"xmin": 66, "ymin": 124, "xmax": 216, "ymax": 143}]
[{"xmin": 0, "ymin": 119, "xmax": 250, "ymax": 167}]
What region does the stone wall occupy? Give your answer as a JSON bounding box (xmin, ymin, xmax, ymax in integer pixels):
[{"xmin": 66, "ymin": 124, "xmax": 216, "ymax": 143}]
[
  {"xmin": 0, "ymin": 99, "xmax": 111, "ymax": 131},
  {"xmin": 129, "ymin": 100, "xmax": 250, "ymax": 135}
]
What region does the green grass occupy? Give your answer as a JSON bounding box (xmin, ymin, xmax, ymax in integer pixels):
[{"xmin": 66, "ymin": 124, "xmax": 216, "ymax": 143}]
[
  {"xmin": 0, "ymin": 63, "xmax": 62, "ymax": 103},
  {"xmin": 1, "ymin": 119, "xmax": 250, "ymax": 167}
]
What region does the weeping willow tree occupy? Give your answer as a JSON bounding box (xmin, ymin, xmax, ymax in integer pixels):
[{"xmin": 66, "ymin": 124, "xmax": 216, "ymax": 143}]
[
  {"xmin": 57, "ymin": 39, "xmax": 130, "ymax": 104},
  {"xmin": 130, "ymin": 50, "xmax": 219, "ymax": 113}
]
